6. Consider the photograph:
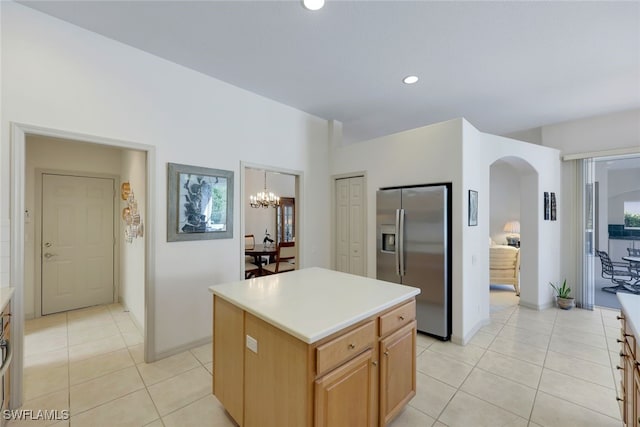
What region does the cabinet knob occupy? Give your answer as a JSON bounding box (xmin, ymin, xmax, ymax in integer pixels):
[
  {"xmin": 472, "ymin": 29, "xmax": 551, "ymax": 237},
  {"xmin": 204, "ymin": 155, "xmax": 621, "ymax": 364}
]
[
  {"xmin": 616, "ymin": 396, "xmax": 623, "ymax": 402},
  {"xmin": 372, "ymin": 361, "xmax": 378, "ymax": 366},
  {"xmin": 384, "ymin": 351, "xmax": 389, "ymax": 356},
  {"xmin": 616, "ymin": 365, "xmax": 623, "ymax": 370},
  {"xmin": 617, "ymin": 315, "xmax": 623, "ymax": 320},
  {"xmin": 617, "ymin": 339, "xmax": 623, "ymax": 343},
  {"xmin": 348, "ymin": 343, "xmax": 355, "ymax": 350},
  {"xmin": 620, "ymin": 351, "xmax": 626, "ymax": 357},
  {"xmin": 399, "ymin": 316, "xmax": 405, "ymax": 321}
]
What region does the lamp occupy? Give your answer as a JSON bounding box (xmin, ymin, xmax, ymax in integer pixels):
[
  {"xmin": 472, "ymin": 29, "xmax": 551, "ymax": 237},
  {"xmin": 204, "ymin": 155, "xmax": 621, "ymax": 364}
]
[
  {"xmin": 250, "ymin": 171, "xmax": 280, "ymax": 209},
  {"xmin": 503, "ymin": 221, "xmax": 520, "ymax": 246}
]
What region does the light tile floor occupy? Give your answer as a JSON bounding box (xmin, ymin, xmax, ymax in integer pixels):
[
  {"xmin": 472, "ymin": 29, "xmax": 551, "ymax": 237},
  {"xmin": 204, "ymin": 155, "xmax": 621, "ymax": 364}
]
[{"xmin": 11, "ymin": 290, "xmax": 623, "ymax": 426}]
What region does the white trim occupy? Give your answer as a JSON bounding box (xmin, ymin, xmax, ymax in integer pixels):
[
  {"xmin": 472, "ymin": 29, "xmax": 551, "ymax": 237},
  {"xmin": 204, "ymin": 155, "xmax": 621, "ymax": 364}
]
[
  {"xmin": 10, "ymin": 122, "xmax": 157, "ymax": 408},
  {"xmin": 451, "ymin": 317, "xmax": 490, "ymax": 345},
  {"xmin": 563, "ymin": 147, "xmax": 640, "ymax": 161},
  {"xmin": 153, "ymin": 335, "xmax": 212, "ymax": 361}
]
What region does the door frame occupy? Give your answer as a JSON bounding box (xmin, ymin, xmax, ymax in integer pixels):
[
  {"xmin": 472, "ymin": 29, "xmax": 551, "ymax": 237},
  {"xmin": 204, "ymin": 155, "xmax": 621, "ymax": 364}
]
[
  {"xmin": 330, "ymin": 172, "xmax": 368, "ymax": 275},
  {"xmin": 35, "ymin": 170, "xmax": 120, "ymax": 318},
  {"xmin": 240, "ymin": 162, "xmax": 303, "ymax": 280},
  {"xmin": 10, "ymin": 122, "xmax": 157, "ymax": 409}
]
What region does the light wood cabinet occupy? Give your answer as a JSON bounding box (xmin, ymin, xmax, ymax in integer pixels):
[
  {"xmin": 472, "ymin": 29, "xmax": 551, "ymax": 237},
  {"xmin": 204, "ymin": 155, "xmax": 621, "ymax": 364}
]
[
  {"xmin": 213, "ymin": 295, "xmax": 417, "ymax": 427},
  {"xmin": 380, "ymin": 321, "xmax": 416, "ymax": 426},
  {"xmin": 315, "ymin": 349, "xmax": 376, "ymax": 427},
  {"xmin": 618, "ymin": 309, "xmax": 640, "ymax": 427}
]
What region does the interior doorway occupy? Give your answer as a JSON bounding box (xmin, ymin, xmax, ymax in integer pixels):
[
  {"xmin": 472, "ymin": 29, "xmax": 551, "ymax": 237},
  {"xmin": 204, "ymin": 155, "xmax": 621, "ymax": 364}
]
[
  {"xmin": 241, "ymin": 163, "xmax": 302, "ymax": 279},
  {"xmin": 11, "ymin": 123, "xmax": 156, "ymax": 409},
  {"xmin": 488, "ymin": 157, "xmax": 538, "ymax": 310}
]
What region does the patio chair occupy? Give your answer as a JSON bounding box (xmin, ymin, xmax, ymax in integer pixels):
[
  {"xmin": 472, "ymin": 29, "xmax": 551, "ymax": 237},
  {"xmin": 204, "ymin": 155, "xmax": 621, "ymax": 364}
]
[{"xmin": 596, "ymin": 250, "xmax": 639, "ymax": 294}]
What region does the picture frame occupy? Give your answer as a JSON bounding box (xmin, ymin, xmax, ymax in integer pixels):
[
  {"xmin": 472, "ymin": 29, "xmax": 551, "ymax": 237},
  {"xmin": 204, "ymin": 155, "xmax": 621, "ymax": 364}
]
[
  {"xmin": 468, "ymin": 190, "xmax": 478, "ymax": 226},
  {"xmin": 544, "ymin": 192, "xmax": 550, "ymax": 220},
  {"xmin": 550, "ymin": 192, "xmax": 557, "ymax": 221},
  {"xmin": 167, "ymin": 162, "xmax": 234, "ymax": 241}
]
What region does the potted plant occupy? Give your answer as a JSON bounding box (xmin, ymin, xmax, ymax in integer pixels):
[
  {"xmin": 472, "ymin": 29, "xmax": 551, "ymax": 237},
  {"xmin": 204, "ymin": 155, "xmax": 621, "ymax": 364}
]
[{"xmin": 549, "ymin": 279, "xmax": 575, "ymax": 310}]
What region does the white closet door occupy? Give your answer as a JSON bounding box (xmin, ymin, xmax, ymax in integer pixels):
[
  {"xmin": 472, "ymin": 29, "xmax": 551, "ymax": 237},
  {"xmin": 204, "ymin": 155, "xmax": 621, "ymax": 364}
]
[{"xmin": 335, "ymin": 176, "xmax": 365, "ymax": 276}]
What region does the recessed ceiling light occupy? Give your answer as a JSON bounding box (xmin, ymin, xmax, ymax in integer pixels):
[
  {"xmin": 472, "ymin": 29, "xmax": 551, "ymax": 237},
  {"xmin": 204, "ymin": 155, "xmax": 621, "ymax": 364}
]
[
  {"xmin": 303, "ymin": 0, "xmax": 325, "ymax": 11},
  {"xmin": 403, "ymin": 75, "xmax": 419, "ymax": 85}
]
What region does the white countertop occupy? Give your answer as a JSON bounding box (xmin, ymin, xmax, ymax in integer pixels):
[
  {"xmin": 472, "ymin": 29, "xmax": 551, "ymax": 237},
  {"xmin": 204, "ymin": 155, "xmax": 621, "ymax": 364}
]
[
  {"xmin": 209, "ymin": 267, "xmax": 420, "ymax": 344},
  {"xmin": 0, "ymin": 287, "xmax": 14, "ymax": 313},
  {"xmin": 618, "ymin": 293, "xmax": 640, "ymax": 339}
]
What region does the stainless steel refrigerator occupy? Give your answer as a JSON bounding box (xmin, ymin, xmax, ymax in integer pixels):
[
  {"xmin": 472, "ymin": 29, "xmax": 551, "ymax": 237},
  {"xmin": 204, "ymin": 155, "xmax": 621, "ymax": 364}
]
[{"xmin": 376, "ymin": 184, "xmax": 451, "ymax": 340}]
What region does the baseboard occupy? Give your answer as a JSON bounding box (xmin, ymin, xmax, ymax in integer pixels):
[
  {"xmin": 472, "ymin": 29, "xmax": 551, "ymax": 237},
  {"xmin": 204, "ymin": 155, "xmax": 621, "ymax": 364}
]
[
  {"xmin": 153, "ymin": 336, "xmax": 213, "ymax": 362},
  {"xmin": 451, "ymin": 317, "xmax": 490, "ymax": 346},
  {"xmin": 519, "ymin": 300, "xmax": 554, "ymax": 311}
]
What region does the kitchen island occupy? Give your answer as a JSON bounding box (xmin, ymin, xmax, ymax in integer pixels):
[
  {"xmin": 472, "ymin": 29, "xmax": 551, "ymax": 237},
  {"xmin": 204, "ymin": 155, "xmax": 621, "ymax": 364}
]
[{"xmin": 209, "ymin": 267, "xmax": 420, "ymax": 427}]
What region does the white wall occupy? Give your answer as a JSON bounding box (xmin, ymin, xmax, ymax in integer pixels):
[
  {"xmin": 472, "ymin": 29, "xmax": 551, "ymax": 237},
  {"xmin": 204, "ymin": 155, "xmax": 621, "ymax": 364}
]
[
  {"xmin": 2, "ymin": 3, "xmax": 330, "ymax": 356},
  {"xmin": 330, "ymin": 118, "xmax": 561, "ymax": 343},
  {"xmin": 120, "ymin": 149, "xmax": 146, "ymax": 330},
  {"xmin": 24, "ymin": 135, "xmax": 123, "ymax": 319},
  {"xmin": 244, "ymin": 169, "xmax": 295, "ymax": 240},
  {"xmin": 489, "ymin": 161, "xmax": 521, "ymax": 245},
  {"xmin": 531, "ymin": 109, "xmax": 640, "ymax": 292}
]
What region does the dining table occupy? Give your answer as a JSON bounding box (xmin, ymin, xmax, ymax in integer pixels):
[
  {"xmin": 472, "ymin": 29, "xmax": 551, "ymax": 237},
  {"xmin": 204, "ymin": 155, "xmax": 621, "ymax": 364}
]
[{"xmin": 245, "ymin": 243, "xmax": 277, "ymax": 276}]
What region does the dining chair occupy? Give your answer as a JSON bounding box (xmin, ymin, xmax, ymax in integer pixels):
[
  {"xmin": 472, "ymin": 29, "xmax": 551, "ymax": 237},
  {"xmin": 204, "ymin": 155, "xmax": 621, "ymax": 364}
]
[
  {"xmin": 244, "ymin": 234, "xmax": 260, "ymax": 278},
  {"xmin": 627, "ymin": 247, "xmax": 640, "ymax": 257},
  {"xmin": 596, "ymin": 250, "xmax": 639, "ymax": 294},
  {"xmin": 263, "ymin": 242, "xmax": 296, "ymax": 274}
]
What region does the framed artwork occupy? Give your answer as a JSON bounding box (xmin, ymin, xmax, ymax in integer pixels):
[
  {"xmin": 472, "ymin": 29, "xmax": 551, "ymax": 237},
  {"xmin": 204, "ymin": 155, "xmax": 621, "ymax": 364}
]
[
  {"xmin": 544, "ymin": 192, "xmax": 550, "ymax": 220},
  {"xmin": 468, "ymin": 190, "xmax": 478, "ymax": 226},
  {"xmin": 550, "ymin": 192, "xmax": 557, "ymax": 221},
  {"xmin": 167, "ymin": 163, "xmax": 234, "ymax": 241}
]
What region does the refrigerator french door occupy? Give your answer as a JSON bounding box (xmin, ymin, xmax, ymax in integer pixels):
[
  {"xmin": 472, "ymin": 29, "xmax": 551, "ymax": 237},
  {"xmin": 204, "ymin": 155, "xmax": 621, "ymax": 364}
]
[{"xmin": 376, "ymin": 184, "xmax": 451, "ymax": 340}]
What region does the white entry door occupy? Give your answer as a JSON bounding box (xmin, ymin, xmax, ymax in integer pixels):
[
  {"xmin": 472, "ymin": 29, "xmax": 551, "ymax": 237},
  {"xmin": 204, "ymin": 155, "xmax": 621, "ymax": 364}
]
[
  {"xmin": 335, "ymin": 176, "xmax": 365, "ymax": 276},
  {"xmin": 42, "ymin": 174, "xmax": 115, "ymax": 315}
]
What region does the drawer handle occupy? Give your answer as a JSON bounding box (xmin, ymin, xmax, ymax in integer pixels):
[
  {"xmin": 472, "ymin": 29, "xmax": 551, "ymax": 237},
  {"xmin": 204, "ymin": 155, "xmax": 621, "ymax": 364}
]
[
  {"xmin": 616, "ymin": 365, "xmax": 623, "ymax": 370},
  {"xmin": 616, "ymin": 396, "xmax": 623, "ymax": 402},
  {"xmin": 348, "ymin": 343, "xmax": 355, "ymax": 350},
  {"xmin": 399, "ymin": 316, "xmax": 405, "ymax": 321},
  {"xmin": 617, "ymin": 315, "xmax": 623, "ymax": 320},
  {"xmin": 617, "ymin": 339, "xmax": 623, "ymax": 343},
  {"xmin": 620, "ymin": 352, "xmax": 626, "ymax": 357}
]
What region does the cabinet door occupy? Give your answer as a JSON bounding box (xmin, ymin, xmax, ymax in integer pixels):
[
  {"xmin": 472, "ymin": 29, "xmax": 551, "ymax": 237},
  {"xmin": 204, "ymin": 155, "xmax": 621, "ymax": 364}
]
[
  {"xmin": 380, "ymin": 321, "xmax": 416, "ymax": 426},
  {"xmin": 315, "ymin": 349, "xmax": 375, "ymax": 427}
]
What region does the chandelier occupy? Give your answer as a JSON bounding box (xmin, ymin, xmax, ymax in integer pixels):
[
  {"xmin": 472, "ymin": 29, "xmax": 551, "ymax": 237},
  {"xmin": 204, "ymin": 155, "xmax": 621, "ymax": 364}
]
[{"xmin": 250, "ymin": 171, "xmax": 280, "ymax": 208}]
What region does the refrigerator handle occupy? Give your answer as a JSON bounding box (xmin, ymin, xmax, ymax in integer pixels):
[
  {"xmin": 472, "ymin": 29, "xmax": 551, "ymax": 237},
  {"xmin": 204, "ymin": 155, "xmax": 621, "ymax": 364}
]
[
  {"xmin": 399, "ymin": 208, "xmax": 405, "ymax": 276},
  {"xmin": 395, "ymin": 209, "xmax": 401, "ymax": 276}
]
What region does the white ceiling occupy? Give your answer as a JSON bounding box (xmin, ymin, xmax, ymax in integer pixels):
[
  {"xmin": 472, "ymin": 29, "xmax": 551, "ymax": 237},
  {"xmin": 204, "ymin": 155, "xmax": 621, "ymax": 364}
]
[{"xmin": 18, "ymin": 0, "xmax": 640, "ymax": 144}]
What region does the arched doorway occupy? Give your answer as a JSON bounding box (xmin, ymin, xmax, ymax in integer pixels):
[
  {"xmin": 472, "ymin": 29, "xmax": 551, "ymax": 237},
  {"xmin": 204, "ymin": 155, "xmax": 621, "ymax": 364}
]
[{"xmin": 489, "ymin": 156, "xmax": 539, "ymax": 310}]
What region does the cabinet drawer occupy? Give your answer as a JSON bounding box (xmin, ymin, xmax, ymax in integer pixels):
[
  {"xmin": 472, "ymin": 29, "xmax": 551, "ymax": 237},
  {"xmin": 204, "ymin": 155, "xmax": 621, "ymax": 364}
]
[
  {"xmin": 316, "ymin": 321, "xmax": 375, "ymax": 377},
  {"xmin": 379, "ymin": 300, "xmax": 415, "ymax": 337}
]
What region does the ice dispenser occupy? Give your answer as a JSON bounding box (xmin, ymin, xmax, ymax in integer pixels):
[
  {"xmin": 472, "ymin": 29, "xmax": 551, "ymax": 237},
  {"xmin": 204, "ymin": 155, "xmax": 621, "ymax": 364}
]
[{"xmin": 381, "ymin": 225, "xmax": 396, "ymax": 253}]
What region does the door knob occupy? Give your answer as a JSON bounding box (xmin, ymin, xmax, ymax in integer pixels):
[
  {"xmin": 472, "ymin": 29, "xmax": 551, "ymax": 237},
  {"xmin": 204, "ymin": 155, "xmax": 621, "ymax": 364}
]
[{"xmin": 44, "ymin": 253, "xmax": 56, "ymax": 259}]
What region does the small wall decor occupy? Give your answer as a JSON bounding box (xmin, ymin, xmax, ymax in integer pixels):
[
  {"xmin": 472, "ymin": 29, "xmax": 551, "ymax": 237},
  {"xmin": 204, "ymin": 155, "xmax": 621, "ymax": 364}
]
[
  {"xmin": 121, "ymin": 182, "xmax": 143, "ymax": 243},
  {"xmin": 167, "ymin": 163, "xmax": 234, "ymax": 241},
  {"xmin": 468, "ymin": 190, "xmax": 478, "ymax": 226},
  {"xmin": 550, "ymin": 192, "xmax": 557, "ymax": 221},
  {"xmin": 543, "ymin": 192, "xmax": 550, "ymax": 220}
]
